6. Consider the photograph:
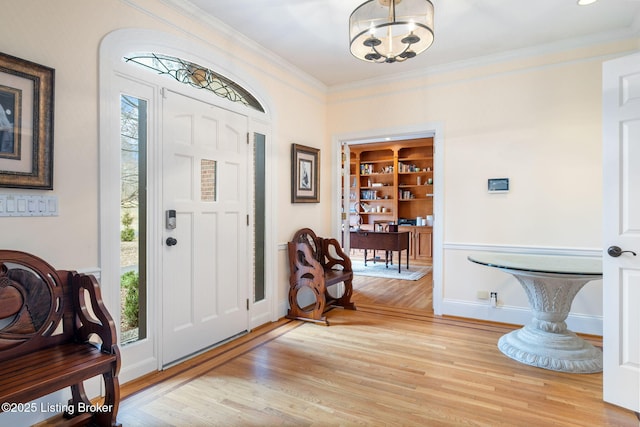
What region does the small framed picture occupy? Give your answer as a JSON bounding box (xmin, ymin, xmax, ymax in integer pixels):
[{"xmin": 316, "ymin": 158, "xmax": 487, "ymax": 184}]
[
  {"xmin": 291, "ymin": 143, "xmax": 320, "ymax": 203},
  {"xmin": 488, "ymin": 178, "xmax": 509, "ymax": 193}
]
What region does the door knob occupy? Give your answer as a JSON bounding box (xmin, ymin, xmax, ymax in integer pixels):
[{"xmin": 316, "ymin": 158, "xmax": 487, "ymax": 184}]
[
  {"xmin": 166, "ymin": 237, "xmax": 178, "ymax": 246},
  {"xmin": 607, "ymin": 245, "xmax": 637, "ymax": 257}
]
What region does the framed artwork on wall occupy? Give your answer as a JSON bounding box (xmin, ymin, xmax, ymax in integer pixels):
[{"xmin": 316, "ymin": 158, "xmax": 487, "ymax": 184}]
[
  {"xmin": 0, "ymin": 52, "xmax": 54, "ymax": 189},
  {"xmin": 291, "ymin": 143, "xmax": 320, "ymax": 203}
]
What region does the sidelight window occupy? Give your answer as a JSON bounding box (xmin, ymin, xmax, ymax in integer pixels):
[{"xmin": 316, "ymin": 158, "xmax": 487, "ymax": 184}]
[{"xmin": 120, "ymin": 94, "xmax": 147, "ymax": 345}]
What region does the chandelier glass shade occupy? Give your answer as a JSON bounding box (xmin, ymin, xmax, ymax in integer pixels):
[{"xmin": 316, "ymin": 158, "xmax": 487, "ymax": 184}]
[{"xmin": 349, "ymin": 0, "xmax": 434, "ymax": 63}]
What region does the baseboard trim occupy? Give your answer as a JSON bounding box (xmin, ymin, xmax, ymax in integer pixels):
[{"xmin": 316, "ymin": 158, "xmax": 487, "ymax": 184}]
[{"xmin": 441, "ymin": 299, "xmax": 602, "ymax": 336}]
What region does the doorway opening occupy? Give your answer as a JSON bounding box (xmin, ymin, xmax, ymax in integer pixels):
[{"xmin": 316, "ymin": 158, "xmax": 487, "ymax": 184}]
[{"xmin": 334, "ymin": 125, "xmax": 443, "ymax": 315}]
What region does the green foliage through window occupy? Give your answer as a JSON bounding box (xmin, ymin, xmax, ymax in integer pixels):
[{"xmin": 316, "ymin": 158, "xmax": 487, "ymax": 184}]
[
  {"xmin": 121, "ymin": 211, "xmax": 135, "ymax": 242},
  {"xmin": 121, "ymin": 271, "xmax": 139, "ymax": 328}
]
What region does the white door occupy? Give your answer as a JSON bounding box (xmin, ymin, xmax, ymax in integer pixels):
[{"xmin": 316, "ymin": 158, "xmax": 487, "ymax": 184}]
[
  {"xmin": 162, "ymin": 89, "xmax": 249, "ymax": 366},
  {"xmin": 602, "ymin": 52, "xmax": 640, "ymax": 413}
]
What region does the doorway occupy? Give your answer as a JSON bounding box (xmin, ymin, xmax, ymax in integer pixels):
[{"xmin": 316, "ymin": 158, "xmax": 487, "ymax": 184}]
[
  {"xmin": 100, "ymin": 29, "xmax": 275, "ymax": 382},
  {"xmin": 333, "ymin": 125, "xmax": 443, "ymax": 315}
]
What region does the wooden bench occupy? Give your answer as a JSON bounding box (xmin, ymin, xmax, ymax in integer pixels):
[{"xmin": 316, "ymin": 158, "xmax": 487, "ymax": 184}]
[
  {"xmin": 287, "ymin": 228, "xmax": 356, "ymax": 325},
  {"xmin": 0, "ymin": 250, "xmax": 120, "ymax": 426}
]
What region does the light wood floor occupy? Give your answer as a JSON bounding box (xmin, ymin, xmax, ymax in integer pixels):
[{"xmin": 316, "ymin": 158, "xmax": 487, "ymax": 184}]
[
  {"xmin": 117, "ymin": 271, "xmax": 638, "ymax": 426},
  {"xmin": 351, "ymin": 267, "xmax": 433, "ymax": 311}
]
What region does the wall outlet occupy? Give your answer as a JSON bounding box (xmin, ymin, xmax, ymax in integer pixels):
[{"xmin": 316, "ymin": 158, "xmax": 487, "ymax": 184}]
[{"xmin": 477, "ymin": 290, "xmax": 489, "ymax": 300}]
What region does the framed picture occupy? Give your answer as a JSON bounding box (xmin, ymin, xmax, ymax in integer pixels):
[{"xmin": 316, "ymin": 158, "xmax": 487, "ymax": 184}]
[
  {"xmin": 0, "ymin": 52, "xmax": 54, "ymax": 189},
  {"xmin": 291, "ymin": 143, "xmax": 320, "ymax": 203}
]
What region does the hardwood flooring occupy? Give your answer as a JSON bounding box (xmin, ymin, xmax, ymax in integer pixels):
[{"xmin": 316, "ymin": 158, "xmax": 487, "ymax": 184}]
[
  {"xmin": 351, "ymin": 267, "xmax": 433, "ymax": 311},
  {"xmin": 117, "ymin": 270, "xmax": 638, "ymax": 426}
]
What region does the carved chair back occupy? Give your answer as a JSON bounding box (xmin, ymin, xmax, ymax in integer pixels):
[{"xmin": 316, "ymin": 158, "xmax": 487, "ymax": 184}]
[
  {"xmin": 0, "ymin": 250, "xmax": 75, "ymax": 361},
  {"xmin": 291, "ymin": 228, "xmax": 324, "ymax": 264}
]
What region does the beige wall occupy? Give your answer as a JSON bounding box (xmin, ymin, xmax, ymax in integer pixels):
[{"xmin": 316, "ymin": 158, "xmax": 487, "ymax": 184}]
[
  {"xmin": 0, "ymin": 0, "xmax": 329, "ymax": 270},
  {"xmin": 1, "ymin": 0, "xmax": 639, "ymax": 338},
  {"xmin": 328, "ymin": 39, "xmax": 640, "ymax": 332},
  {"xmin": 328, "ymin": 45, "xmax": 623, "ymax": 247}
]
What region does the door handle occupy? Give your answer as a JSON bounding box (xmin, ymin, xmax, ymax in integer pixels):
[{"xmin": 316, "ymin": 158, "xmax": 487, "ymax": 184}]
[
  {"xmin": 166, "ymin": 237, "xmax": 178, "ymax": 247},
  {"xmin": 607, "ymin": 245, "xmax": 637, "ymax": 257}
]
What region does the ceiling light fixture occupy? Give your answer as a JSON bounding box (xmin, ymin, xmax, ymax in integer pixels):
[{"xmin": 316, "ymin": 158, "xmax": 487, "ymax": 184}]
[
  {"xmin": 349, "ymin": 0, "xmax": 434, "ymax": 64},
  {"xmin": 577, "ymin": 0, "xmax": 598, "ymax": 5}
]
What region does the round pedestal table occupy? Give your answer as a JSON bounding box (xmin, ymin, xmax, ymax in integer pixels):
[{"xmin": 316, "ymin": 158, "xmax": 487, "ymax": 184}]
[{"xmin": 468, "ymin": 253, "xmax": 602, "ymax": 373}]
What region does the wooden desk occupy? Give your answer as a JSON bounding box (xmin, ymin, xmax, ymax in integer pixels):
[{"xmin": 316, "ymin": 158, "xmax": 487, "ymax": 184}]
[{"xmin": 350, "ymin": 231, "xmax": 410, "ymax": 273}]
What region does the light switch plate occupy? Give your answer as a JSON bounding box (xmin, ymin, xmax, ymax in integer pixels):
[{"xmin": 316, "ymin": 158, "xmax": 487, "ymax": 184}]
[{"xmin": 0, "ymin": 194, "xmax": 58, "ymax": 217}]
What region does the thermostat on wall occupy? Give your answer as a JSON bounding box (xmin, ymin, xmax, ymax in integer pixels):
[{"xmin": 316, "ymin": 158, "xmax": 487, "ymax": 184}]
[{"xmin": 488, "ymin": 178, "xmax": 509, "ymax": 193}]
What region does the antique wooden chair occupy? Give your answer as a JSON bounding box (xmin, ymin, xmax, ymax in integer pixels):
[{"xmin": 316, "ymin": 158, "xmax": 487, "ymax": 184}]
[{"xmin": 286, "ymin": 228, "xmax": 356, "ymax": 325}]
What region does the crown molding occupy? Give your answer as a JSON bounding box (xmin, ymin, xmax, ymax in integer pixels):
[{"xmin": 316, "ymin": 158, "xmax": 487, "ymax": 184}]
[
  {"xmin": 125, "ymin": 0, "xmax": 639, "ymax": 95},
  {"xmin": 157, "ymin": 0, "xmax": 329, "ymax": 93},
  {"xmin": 329, "ymin": 26, "xmax": 640, "ymax": 93}
]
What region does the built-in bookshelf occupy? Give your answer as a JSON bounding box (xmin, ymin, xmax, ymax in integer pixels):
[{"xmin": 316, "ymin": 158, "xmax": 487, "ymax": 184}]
[{"xmin": 347, "ymin": 138, "xmax": 434, "ymax": 262}]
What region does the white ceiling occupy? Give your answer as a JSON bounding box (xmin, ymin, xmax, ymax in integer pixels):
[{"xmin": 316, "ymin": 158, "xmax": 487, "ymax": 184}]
[{"xmin": 164, "ymin": 0, "xmax": 640, "ymax": 87}]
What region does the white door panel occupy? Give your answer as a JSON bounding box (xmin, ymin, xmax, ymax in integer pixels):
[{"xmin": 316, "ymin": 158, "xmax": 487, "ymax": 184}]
[
  {"xmin": 602, "ymin": 52, "xmax": 640, "ymax": 414},
  {"xmin": 162, "ymin": 90, "xmax": 249, "ymax": 366}
]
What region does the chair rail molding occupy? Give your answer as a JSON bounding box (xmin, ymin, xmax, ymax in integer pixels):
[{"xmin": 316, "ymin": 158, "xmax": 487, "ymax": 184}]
[{"xmin": 444, "ymin": 242, "xmax": 602, "ymax": 257}]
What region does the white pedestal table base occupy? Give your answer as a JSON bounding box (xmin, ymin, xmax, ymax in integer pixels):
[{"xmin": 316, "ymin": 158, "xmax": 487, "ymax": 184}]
[{"xmin": 498, "ymin": 270, "xmax": 602, "ymax": 374}]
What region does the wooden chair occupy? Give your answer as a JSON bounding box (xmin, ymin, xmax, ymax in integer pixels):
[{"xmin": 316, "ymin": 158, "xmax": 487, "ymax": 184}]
[{"xmin": 287, "ymin": 228, "xmax": 356, "ymax": 325}]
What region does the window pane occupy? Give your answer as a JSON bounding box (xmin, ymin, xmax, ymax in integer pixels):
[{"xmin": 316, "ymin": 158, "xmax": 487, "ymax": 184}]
[
  {"xmin": 254, "ymin": 133, "xmax": 266, "ymax": 302},
  {"xmin": 120, "ymin": 94, "xmax": 147, "ymax": 345},
  {"xmin": 201, "ymin": 159, "xmax": 216, "ymax": 201}
]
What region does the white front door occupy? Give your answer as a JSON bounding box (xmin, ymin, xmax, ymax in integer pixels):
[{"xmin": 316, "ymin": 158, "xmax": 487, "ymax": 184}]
[
  {"xmin": 162, "ymin": 89, "xmax": 249, "ymax": 366},
  {"xmin": 602, "ymin": 52, "xmax": 640, "ymax": 413}
]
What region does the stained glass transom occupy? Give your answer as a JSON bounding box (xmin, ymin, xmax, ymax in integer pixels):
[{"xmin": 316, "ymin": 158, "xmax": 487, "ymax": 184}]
[{"xmin": 124, "ymin": 53, "xmax": 265, "ymax": 113}]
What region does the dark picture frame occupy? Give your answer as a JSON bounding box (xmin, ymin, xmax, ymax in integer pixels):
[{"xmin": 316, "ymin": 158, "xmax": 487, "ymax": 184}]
[
  {"xmin": 0, "ymin": 52, "xmax": 54, "ymax": 189},
  {"xmin": 291, "ymin": 143, "xmax": 320, "ymax": 203}
]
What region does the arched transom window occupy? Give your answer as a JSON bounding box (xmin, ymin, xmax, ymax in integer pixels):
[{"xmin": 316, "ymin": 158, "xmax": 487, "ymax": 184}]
[{"xmin": 124, "ymin": 53, "xmax": 265, "ymax": 113}]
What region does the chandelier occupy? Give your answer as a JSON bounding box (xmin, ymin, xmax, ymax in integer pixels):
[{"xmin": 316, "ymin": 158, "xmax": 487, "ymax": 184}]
[{"xmin": 349, "ymin": 0, "xmax": 434, "ymax": 63}]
